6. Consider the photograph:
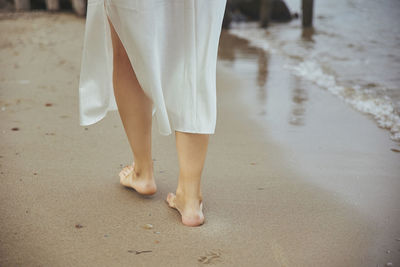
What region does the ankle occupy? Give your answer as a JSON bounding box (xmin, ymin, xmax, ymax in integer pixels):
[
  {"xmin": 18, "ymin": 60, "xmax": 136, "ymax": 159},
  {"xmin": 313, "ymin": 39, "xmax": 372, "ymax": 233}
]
[
  {"xmin": 176, "ymin": 188, "xmax": 202, "ymax": 203},
  {"xmin": 133, "ymin": 161, "xmax": 154, "ymax": 178}
]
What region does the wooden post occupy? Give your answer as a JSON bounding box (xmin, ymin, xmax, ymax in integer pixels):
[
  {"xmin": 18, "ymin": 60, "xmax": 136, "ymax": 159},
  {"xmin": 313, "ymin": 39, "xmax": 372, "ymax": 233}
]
[
  {"xmin": 259, "ymin": 0, "xmax": 271, "ymax": 28},
  {"xmin": 71, "ymin": 0, "xmax": 86, "ymax": 16},
  {"xmin": 46, "ymin": 0, "xmax": 59, "ymax": 11},
  {"xmin": 14, "ymin": 0, "xmax": 30, "ymax": 11},
  {"xmin": 302, "ymin": 0, "xmax": 314, "ymax": 27}
]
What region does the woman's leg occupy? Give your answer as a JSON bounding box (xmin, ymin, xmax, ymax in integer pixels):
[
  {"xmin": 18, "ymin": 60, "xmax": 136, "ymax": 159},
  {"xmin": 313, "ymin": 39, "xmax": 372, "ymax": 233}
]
[
  {"xmin": 106, "ymin": 16, "xmax": 156, "ymax": 195},
  {"xmin": 166, "ymin": 132, "xmax": 210, "ymax": 226}
]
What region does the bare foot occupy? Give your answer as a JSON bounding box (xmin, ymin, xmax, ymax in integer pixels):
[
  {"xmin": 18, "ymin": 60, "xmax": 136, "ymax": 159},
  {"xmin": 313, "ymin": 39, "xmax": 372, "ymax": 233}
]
[
  {"xmin": 166, "ymin": 192, "xmax": 204, "ymax": 226},
  {"xmin": 119, "ymin": 162, "xmax": 157, "ymax": 195}
]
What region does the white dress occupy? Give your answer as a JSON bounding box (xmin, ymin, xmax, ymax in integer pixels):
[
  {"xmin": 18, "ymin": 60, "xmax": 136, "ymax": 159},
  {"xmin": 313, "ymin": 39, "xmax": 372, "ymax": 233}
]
[{"xmin": 78, "ymin": 0, "xmax": 227, "ymax": 135}]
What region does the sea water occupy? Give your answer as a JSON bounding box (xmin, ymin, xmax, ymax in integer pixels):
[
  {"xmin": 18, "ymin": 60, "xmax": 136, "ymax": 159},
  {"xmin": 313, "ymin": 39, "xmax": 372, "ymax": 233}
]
[{"xmin": 228, "ymin": 0, "xmax": 400, "ymax": 141}]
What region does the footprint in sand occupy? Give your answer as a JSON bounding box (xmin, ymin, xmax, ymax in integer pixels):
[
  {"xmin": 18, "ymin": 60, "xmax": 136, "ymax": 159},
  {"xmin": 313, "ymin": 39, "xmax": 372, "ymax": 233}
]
[{"xmin": 198, "ymin": 249, "xmax": 223, "ymax": 264}]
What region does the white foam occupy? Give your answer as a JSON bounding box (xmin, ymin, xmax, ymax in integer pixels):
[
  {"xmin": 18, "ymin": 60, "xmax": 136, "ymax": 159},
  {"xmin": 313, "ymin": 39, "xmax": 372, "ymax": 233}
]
[
  {"xmin": 287, "ymin": 61, "xmax": 400, "ymax": 141},
  {"xmin": 228, "ymin": 24, "xmax": 400, "ymax": 142}
]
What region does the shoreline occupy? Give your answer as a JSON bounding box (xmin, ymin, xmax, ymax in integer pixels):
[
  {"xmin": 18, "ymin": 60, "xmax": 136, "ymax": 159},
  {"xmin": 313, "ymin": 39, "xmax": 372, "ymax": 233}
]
[{"xmin": 227, "ymin": 19, "xmax": 400, "ymax": 143}]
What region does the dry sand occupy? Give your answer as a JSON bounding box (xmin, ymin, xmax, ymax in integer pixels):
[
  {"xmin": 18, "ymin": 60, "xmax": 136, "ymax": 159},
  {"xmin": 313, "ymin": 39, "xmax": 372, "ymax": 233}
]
[{"xmin": 0, "ymin": 12, "xmax": 399, "ymax": 266}]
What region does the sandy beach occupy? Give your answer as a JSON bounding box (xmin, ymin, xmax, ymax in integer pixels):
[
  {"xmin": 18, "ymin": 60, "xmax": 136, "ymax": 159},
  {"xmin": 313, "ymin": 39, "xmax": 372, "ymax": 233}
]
[{"xmin": 1, "ymin": 12, "xmax": 399, "ymax": 266}]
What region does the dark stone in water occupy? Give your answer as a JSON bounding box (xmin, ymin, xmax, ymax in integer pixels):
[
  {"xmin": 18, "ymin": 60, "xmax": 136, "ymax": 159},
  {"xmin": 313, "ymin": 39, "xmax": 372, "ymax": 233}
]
[
  {"xmin": 225, "ymin": 0, "xmax": 292, "ymax": 24},
  {"xmin": 271, "ymin": 0, "xmax": 292, "ymax": 22}
]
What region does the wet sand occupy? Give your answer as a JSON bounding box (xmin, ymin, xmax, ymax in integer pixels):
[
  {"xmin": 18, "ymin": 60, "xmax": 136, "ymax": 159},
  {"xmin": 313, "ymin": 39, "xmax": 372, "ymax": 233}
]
[{"xmin": 0, "ymin": 12, "xmax": 399, "ymax": 266}]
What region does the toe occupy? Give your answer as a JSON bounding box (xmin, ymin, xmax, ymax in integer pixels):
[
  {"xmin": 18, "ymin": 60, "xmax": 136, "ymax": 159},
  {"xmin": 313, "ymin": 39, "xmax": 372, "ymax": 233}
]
[
  {"xmin": 121, "ymin": 165, "xmax": 133, "ymax": 177},
  {"xmin": 119, "ymin": 169, "xmax": 126, "ymax": 180},
  {"xmin": 166, "ymin": 193, "xmax": 176, "ymax": 208},
  {"xmin": 119, "ymin": 165, "xmax": 134, "ymax": 185},
  {"xmin": 119, "ymin": 169, "xmax": 127, "ymax": 179}
]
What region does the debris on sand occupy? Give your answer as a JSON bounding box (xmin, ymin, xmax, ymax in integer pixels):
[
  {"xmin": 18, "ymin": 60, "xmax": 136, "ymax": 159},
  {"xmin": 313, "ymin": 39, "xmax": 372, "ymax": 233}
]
[
  {"xmin": 128, "ymin": 250, "xmax": 152, "ymax": 255},
  {"xmin": 142, "ymin": 223, "xmax": 153, "ymax": 230}
]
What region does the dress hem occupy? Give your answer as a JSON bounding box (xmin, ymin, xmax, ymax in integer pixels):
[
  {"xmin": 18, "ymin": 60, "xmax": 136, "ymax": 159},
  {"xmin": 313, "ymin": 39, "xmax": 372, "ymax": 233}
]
[{"xmin": 80, "ymin": 110, "xmax": 215, "ymax": 136}]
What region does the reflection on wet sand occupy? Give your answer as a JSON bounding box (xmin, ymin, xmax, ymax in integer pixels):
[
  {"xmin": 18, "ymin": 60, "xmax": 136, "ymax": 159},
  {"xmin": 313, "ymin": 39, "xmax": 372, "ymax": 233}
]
[
  {"xmin": 301, "ymin": 26, "xmax": 315, "ymax": 42},
  {"xmin": 218, "ymin": 31, "xmax": 270, "ymax": 118},
  {"xmin": 256, "ymin": 51, "xmax": 268, "ymax": 116},
  {"xmin": 215, "ymin": 46, "xmax": 374, "ymax": 265},
  {"xmin": 217, "ymin": 29, "xmax": 400, "ymax": 266},
  {"xmin": 218, "ymin": 31, "xmax": 309, "ymax": 126},
  {"xmin": 289, "ymin": 82, "xmax": 308, "ymax": 126}
]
